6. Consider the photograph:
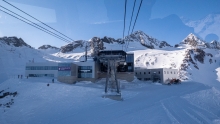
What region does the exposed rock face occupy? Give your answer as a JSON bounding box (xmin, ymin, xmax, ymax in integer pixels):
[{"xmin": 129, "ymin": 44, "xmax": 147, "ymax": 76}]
[
  {"xmin": 126, "ymin": 31, "xmax": 172, "ymax": 49},
  {"xmin": 159, "ymin": 41, "xmax": 172, "ymax": 48},
  {"xmin": 60, "ymin": 40, "xmax": 84, "ymax": 53},
  {"xmin": 38, "ymin": 45, "xmax": 59, "ymax": 50},
  {"xmin": 101, "ymin": 36, "xmax": 123, "ymax": 44},
  {"xmin": 194, "ymin": 49, "xmax": 205, "ymax": 64},
  {"xmin": 180, "ymin": 33, "xmax": 207, "ymax": 48},
  {"xmin": 90, "ymin": 37, "xmax": 104, "ymax": 56},
  {"xmin": 180, "ymin": 49, "xmax": 198, "ymax": 71},
  {"xmin": 209, "ymin": 40, "xmax": 220, "ymax": 49},
  {"xmin": 0, "ymin": 36, "xmax": 31, "ymax": 48}
]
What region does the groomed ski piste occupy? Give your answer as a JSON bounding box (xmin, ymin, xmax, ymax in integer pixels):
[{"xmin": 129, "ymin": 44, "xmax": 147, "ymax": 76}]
[{"xmin": 1, "ymin": 35, "xmax": 220, "ymax": 124}]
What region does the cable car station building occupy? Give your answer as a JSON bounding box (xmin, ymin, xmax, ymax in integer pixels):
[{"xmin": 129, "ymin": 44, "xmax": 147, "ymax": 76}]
[{"xmin": 25, "ymin": 50, "xmax": 134, "ymax": 84}]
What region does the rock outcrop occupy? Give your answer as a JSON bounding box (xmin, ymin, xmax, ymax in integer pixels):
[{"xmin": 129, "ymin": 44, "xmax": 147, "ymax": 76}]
[{"xmin": 0, "ymin": 36, "xmax": 31, "ymax": 48}]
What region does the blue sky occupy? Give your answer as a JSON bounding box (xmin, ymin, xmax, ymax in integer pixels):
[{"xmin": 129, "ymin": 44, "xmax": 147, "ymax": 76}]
[{"xmin": 0, "ymin": 0, "xmax": 220, "ymax": 48}]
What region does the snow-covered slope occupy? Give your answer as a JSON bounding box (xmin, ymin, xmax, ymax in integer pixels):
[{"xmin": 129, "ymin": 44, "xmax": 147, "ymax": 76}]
[{"xmin": 0, "ymin": 37, "xmax": 73, "ymax": 83}]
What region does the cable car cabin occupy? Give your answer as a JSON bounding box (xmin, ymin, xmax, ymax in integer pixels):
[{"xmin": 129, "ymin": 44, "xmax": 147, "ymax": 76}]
[{"xmin": 98, "ymin": 50, "xmax": 127, "ymax": 72}]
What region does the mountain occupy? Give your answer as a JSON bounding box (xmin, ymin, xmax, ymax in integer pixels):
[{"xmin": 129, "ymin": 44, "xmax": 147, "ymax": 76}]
[
  {"xmin": 125, "ymin": 31, "xmax": 172, "ymax": 49},
  {"xmin": 177, "ymin": 33, "xmax": 220, "ymax": 50},
  {"xmin": 178, "ymin": 33, "xmax": 207, "ymax": 48},
  {"xmin": 0, "ymin": 36, "xmax": 32, "ymax": 48},
  {"xmin": 59, "ymin": 31, "xmax": 172, "ymax": 53},
  {"xmin": 60, "ymin": 40, "xmax": 86, "ymax": 53},
  {"xmin": 209, "ymin": 40, "xmax": 220, "ymax": 49},
  {"xmin": 38, "ymin": 45, "xmax": 59, "ymax": 50}
]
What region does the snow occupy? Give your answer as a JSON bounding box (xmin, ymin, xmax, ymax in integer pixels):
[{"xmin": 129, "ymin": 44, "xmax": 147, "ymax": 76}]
[{"xmin": 1, "ymin": 37, "xmax": 220, "ymax": 123}]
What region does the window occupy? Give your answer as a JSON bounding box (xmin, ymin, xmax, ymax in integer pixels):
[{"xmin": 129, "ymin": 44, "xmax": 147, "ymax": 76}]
[
  {"xmin": 158, "ymin": 71, "xmax": 160, "ymax": 74},
  {"xmin": 140, "ymin": 72, "xmax": 141, "ymax": 75},
  {"xmin": 144, "ymin": 72, "xmax": 146, "ymax": 74},
  {"xmin": 78, "ymin": 66, "xmax": 93, "ymax": 78},
  {"xmin": 148, "ymin": 72, "xmax": 150, "ymax": 74},
  {"xmin": 144, "ymin": 78, "xmax": 151, "ymax": 81},
  {"xmin": 171, "ymin": 71, "xmax": 172, "ymax": 74},
  {"xmin": 135, "ymin": 72, "xmax": 137, "ymax": 75}
]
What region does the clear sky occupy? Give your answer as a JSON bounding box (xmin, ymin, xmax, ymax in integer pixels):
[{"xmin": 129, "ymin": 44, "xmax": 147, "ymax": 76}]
[{"xmin": 0, "ymin": 0, "xmax": 220, "ymax": 48}]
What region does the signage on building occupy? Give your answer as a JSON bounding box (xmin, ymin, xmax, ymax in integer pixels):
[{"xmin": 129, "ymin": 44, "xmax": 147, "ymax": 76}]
[{"xmin": 58, "ymin": 67, "xmax": 71, "ymax": 71}]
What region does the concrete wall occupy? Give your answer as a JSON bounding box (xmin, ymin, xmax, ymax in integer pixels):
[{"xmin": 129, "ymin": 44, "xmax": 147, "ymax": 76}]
[
  {"xmin": 99, "ymin": 72, "xmax": 134, "ymax": 82},
  {"xmin": 135, "ymin": 68, "xmax": 163, "ymax": 82},
  {"xmin": 57, "ymin": 76, "xmax": 77, "ymax": 84},
  {"xmin": 134, "ymin": 68, "xmax": 179, "ymax": 84},
  {"xmin": 162, "ymin": 68, "xmax": 178, "ymax": 84},
  {"xmin": 57, "ymin": 63, "xmax": 78, "ymax": 84}
]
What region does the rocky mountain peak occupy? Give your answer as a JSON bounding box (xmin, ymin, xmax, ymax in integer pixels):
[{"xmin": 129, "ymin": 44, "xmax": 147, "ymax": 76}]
[
  {"xmin": 126, "ymin": 30, "xmax": 172, "ymax": 49},
  {"xmin": 209, "ymin": 40, "xmax": 220, "ymax": 49},
  {"xmin": 38, "ymin": 45, "xmax": 59, "ymax": 50},
  {"xmin": 0, "ymin": 36, "xmax": 32, "ymax": 48},
  {"xmin": 60, "ymin": 40, "xmax": 85, "ymax": 53},
  {"xmin": 180, "ymin": 33, "xmax": 207, "ymax": 48}
]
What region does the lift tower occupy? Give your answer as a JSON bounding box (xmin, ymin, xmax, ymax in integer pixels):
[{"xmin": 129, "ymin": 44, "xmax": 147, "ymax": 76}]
[{"xmin": 98, "ymin": 50, "xmax": 127, "ymax": 97}]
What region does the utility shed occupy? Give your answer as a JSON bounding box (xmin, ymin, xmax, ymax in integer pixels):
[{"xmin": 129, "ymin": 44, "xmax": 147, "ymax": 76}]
[{"xmin": 134, "ymin": 68, "xmax": 179, "ymax": 84}]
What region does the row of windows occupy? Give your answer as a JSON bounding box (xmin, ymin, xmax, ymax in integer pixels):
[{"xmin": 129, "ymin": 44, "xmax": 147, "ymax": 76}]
[
  {"xmin": 164, "ymin": 71, "xmax": 178, "ymax": 74},
  {"xmin": 26, "ymin": 66, "xmax": 58, "ymax": 70},
  {"xmin": 78, "ymin": 66, "xmax": 92, "ymax": 70},
  {"xmin": 135, "ymin": 71, "xmax": 178, "ymax": 75},
  {"xmin": 136, "ymin": 71, "xmax": 160, "ymax": 75},
  {"xmin": 29, "ymin": 74, "xmax": 54, "ymax": 77}
]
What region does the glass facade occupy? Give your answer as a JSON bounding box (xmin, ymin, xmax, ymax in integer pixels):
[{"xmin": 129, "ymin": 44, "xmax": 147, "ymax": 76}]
[
  {"xmin": 26, "ymin": 66, "xmax": 58, "ymax": 70},
  {"xmin": 126, "ymin": 54, "xmax": 134, "ymax": 62},
  {"xmin": 58, "ymin": 63, "xmax": 71, "ymax": 76},
  {"xmin": 78, "ymin": 66, "xmax": 92, "ymax": 78},
  {"xmin": 126, "ymin": 54, "xmax": 134, "ymax": 72}
]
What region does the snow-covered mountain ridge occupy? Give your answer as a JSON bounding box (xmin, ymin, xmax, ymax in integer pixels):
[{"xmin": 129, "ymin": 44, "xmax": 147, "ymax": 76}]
[
  {"xmin": 59, "ymin": 31, "xmax": 172, "ymax": 53},
  {"xmin": 177, "ymin": 33, "xmax": 220, "ymax": 49}
]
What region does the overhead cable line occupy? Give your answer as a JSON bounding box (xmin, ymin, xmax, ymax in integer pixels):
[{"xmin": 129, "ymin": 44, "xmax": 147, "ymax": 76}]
[
  {"xmin": 0, "ymin": 5, "xmax": 71, "ymax": 43},
  {"xmin": 126, "ymin": 0, "xmax": 143, "ymax": 51},
  {"xmin": 2, "ymin": 0, "xmax": 74, "ymax": 42},
  {"xmin": 131, "ymin": 0, "xmax": 143, "ymax": 33},
  {"xmin": 127, "ymin": 0, "xmax": 137, "ymax": 36},
  {"xmin": 122, "ymin": 0, "xmax": 127, "ymax": 50},
  {"xmin": 125, "ymin": 0, "xmax": 137, "ymax": 51},
  {"xmin": 0, "ymin": 8, "xmax": 71, "ymax": 43}
]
